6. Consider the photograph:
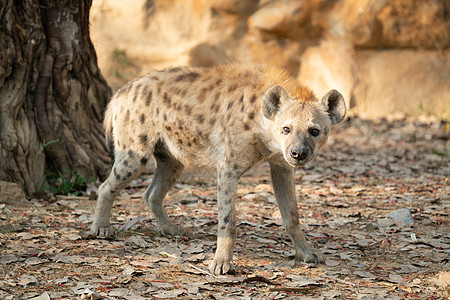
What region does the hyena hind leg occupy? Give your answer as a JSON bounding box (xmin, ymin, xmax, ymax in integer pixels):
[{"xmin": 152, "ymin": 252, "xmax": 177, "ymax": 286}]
[
  {"xmin": 143, "ymin": 152, "xmax": 185, "ymax": 236},
  {"xmin": 91, "ymin": 150, "xmax": 149, "ymax": 237}
]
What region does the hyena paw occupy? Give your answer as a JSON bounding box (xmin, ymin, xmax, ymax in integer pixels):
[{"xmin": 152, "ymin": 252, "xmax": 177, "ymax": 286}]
[
  {"xmin": 296, "ymin": 248, "xmax": 325, "ymax": 264},
  {"xmin": 209, "ymin": 257, "xmax": 235, "ymax": 275},
  {"xmin": 91, "ymin": 223, "xmax": 114, "ymax": 237},
  {"xmin": 160, "ymin": 223, "xmax": 186, "ymax": 236}
]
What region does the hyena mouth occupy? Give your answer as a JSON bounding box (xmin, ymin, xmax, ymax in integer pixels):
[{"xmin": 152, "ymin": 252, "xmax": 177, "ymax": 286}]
[
  {"xmin": 285, "ymin": 153, "xmax": 316, "ymax": 168},
  {"xmin": 287, "ymin": 161, "xmax": 307, "ymax": 169}
]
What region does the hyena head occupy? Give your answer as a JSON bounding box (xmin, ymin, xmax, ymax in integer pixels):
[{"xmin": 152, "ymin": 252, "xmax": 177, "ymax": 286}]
[{"xmin": 262, "ymin": 85, "xmax": 346, "ymax": 168}]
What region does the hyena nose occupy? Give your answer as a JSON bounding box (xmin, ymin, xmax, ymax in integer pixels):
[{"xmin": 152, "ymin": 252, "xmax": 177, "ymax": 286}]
[{"xmin": 290, "ymin": 147, "xmax": 309, "ymax": 161}]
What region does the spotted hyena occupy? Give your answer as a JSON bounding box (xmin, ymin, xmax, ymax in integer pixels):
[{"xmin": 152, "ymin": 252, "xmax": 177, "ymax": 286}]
[{"xmin": 91, "ymin": 63, "xmax": 346, "ymax": 275}]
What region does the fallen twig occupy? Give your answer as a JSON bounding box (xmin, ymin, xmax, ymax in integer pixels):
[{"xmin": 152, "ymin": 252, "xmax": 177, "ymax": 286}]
[{"xmin": 187, "ymin": 263, "xmax": 218, "ymax": 278}]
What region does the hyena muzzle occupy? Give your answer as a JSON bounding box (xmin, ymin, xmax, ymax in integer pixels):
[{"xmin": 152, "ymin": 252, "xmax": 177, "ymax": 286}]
[{"xmin": 91, "ymin": 63, "xmax": 346, "ymax": 275}]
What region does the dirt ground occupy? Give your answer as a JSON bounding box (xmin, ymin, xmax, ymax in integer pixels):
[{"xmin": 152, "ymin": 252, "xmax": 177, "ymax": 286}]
[{"xmin": 1, "ymin": 116, "xmax": 449, "ymax": 299}]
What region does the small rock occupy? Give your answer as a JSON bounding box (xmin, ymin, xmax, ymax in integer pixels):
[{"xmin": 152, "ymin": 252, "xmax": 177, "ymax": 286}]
[
  {"xmin": 80, "ymin": 288, "xmax": 101, "ymax": 300},
  {"xmin": 377, "ymin": 218, "xmax": 394, "ymax": 227},
  {"xmin": 386, "ymin": 208, "xmax": 414, "ymax": 227}
]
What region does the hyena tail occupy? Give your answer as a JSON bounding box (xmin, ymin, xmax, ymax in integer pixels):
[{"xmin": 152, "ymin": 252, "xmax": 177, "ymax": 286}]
[{"xmin": 103, "ymin": 102, "xmax": 115, "ymax": 165}]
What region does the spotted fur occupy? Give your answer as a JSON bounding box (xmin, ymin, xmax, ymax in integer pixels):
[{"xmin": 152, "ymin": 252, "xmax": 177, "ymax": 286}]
[{"xmin": 92, "ymin": 63, "xmax": 346, "ymax": 275}]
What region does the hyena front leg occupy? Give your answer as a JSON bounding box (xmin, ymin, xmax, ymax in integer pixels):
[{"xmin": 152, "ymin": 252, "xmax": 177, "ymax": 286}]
[
  {"xmin": 209, "ymin": 168, "xmax": 239, "ymax": 275},
  {"xmin": 91, "ymin": 150, "xmax": 148, "ymax": 237},
  {"xmin": 269, "ymin": 162, "xmax": 325, "ymax": 263},
  {"xmin": 143, "ymin": 151, "xmax": 185, "ymax": 236}
]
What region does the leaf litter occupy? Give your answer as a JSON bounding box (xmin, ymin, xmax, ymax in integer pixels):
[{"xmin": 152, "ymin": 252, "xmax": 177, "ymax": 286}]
[{"xmin": 0, "ymin": 116, "xmax": 449, "ymax": 299}]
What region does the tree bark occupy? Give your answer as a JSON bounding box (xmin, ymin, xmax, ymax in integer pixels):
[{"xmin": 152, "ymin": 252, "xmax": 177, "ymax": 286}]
[{"xmin": 0, "ymin": 0, "xmax": 111, "ymax": 196}]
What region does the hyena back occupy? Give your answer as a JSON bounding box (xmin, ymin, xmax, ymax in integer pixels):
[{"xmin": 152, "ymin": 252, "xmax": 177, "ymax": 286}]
[{"xmin": 92, "ymin": 63, "xmax": 346, "ymax": 275}]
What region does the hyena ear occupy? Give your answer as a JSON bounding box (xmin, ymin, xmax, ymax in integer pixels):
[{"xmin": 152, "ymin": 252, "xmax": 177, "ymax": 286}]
[
  {"xmin": 262, "ymin": 85, "xmax": 290, "ymax": 120},
  {"xmin": 319, "ymin": 89, "xmax": 346, "ymax": 125}
]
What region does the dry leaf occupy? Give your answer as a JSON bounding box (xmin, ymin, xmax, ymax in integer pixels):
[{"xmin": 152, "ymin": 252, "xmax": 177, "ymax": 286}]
[{"xmin": 1, "ymin": 116, "xmax": 448, "ymax": 299}]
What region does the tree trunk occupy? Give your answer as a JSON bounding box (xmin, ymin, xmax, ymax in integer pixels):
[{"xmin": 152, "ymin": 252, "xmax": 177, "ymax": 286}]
[{"xmin": 0, "ymin": 0, "xmax": 111, "ymax": 196}]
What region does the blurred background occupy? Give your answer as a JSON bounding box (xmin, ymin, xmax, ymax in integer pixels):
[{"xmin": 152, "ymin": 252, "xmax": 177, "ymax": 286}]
[{"xmin": 90, "ymin": 0, "xmax": 449, "ymax": 120}]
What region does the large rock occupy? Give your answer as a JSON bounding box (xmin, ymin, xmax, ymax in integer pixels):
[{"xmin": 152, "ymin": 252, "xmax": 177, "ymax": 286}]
[
  {"xmin": 241, "ymin": 30, "xmax": 303, "ymax": 75},
  {"xmin": 298, "ymin": 42, "xmax": 450, "ymax": 118},
  {"xmin": 211, "ymin": 0, "xmax": 259, "ymax": 15},
  {"xmin": 248, "ymin": 0, "xmax": 334, "ymax": 40},
  {"xmin": 90, "ymin": 0, "xmax": 450, "ymax": 119},
  {"xmin": 352, "ymin": 49, "xmax": 450, "ymax": 118},
  {"xmin": 332, "ymin": 0, "xmax": 450, "ymax": 49},
  {"xmin": 189, "ymin": 43, "xmax": 232, "ymax": 67},
  {"xmin": 297, "ymin": 38, "xmax": 355, "ymax": 107},
  {"xmin": 90, "ymin": 0, "xmax": 213, "ymax": 90}
]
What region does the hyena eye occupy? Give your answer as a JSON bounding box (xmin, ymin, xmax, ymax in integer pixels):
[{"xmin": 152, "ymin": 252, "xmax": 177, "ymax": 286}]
[
  {"xmin": 310, "ymin": 128, "xmax": 320, "ymax": 137},
  {"xmin": 282, "ymin": 127, "xmax": 291, "ymax": 135}
]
